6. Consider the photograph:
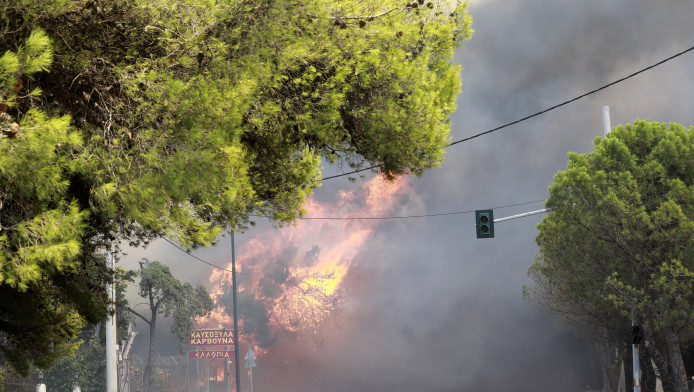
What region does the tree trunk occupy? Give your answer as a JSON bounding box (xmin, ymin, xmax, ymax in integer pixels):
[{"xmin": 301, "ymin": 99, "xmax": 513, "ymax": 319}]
[
  {"xmin": 640, "ymin": 345, "xmax": 657, "ymax": 392},
  {"xmin": 144, "ymin": 312, "xmax": 157, "ymax": 392},
  {"xmin": 645, "ymin": 327, "xmax": 674, "ymax": 392},
  {"xmin": 662, "ymin": 325, "xmax": 689, "ymax": 392},
  {"xmin": 596, "ymin": 337, "xmax": 615, "ymax": 392}
]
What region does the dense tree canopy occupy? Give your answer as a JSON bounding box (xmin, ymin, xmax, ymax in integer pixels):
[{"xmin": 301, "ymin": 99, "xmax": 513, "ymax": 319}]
[
  {"xmin": 528, "ymin": 120, "xmax": 694, "ymax": 392},
  {"xmin": 0, "ymin": 0, "xmax": 471, "ymax": 372}
]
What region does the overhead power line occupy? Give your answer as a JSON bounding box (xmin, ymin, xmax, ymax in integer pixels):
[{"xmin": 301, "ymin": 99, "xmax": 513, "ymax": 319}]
[
  {"xmin": 161, "ymin": 198, "xmax": 546, "ymax": 271},
  {"xmin": 159, "ymin": 44, "xmax": 694, "ymax": 271},
  {"xmin": 161, "ymin": 236, "xmax": 237, "ymax": 273},
  {"xmin": 322, "ymin": 44, "xmax": 694, "ymax": 181},
  {"xmin": 268, "ymin": 198, "xmax": 545, "ymax": 220}
]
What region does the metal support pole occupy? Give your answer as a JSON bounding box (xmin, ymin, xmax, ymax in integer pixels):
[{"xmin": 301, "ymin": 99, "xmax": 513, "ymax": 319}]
[
  {"xmin": 231, "ymin": 232, "xmax": 242, "ymax": 392},
  {"xmin": 225, "ymin": 358, "xmax": 231, "ymax": 392},
  {"xmin": 249, "ymin": 363, "xmax": 253, "ymax": 392},
  {"xmin": 633, "ymin": 319, "xmax": 641, "ymax": 392},
  {"xmin": 493, "ymin": 209, "xmax": 549, "ymax": 223},
  {"xmin": 602, "ymin": 105, "xmax": 612, "ymax": 136},
  {"xmin": 206, "ymin": 358, "xmax": 210, "ymax": 392},
  {"xmin": 106, "ymin": 245, "xmax": 118, "ymax": 392}
]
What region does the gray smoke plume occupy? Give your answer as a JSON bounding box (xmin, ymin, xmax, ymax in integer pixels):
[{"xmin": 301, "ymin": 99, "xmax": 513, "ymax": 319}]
[{"xmin": 121, "ymin": 1, "xmax": 694, "ymax": 391}]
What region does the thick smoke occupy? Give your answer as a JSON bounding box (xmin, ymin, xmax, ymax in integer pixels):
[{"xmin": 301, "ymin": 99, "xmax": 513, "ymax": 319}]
[{"xmin": 122, "ymin": 0, "xmax": 694, "ymax": 391}]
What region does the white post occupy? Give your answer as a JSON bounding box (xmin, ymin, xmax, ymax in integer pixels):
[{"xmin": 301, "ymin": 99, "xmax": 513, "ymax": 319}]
[
  {"xmin": 36, "ymin": 372, "xmax": 46, "ymax": 392},
  {"xmin": 602, "ymin": 105, "xmax": 611, "ymax": 136},
  {"xmin": 105, "ymin": 246, "xmax": 118, "ymax": 392},
  {"xmin": 73, "ymin": 373, "xmax": 81, "ymax": 392}
]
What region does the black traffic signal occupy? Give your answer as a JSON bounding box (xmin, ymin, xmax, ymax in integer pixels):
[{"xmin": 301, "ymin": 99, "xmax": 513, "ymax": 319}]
[
  {"xmin": 475, "ymin": 209, "xmax": 494, "ymax": 239},
  {"xmin": 632, "ymin": 325, "xmax": 643, "ymax": 345}
]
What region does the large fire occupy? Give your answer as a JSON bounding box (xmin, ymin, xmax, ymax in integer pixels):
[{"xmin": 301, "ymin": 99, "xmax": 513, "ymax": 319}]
[{"xmin": 204, "ymin": 176, "xmax": 410, "ymax": 352}]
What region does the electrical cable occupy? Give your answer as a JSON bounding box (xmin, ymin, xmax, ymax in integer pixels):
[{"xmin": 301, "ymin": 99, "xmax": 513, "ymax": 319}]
[
  {"xmin": 161, "ymin": 236, "xmax": 239, "ymax": 274},
  {"xmin": 156, "ymin": 44, "xmax": 694, "ymax": 270},
  {"xmin": 322, "ymin": 44, "xmax": 694, "ymax": 181},
  {"xmin": 253, "ymin": 198, "xmax": 545, "ymax": 220},
  {"xmin": 160, "ymin": 198, "xmax": 546, "ymax": 271}
]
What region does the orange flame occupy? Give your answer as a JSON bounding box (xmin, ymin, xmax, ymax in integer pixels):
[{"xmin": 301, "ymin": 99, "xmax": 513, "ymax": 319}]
[{"xmin": 204, "ymin": 176, "xmax": 410, "ymax": 350}]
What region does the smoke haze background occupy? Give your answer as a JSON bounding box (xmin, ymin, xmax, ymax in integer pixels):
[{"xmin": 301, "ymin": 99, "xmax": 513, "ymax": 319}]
[{"xmin": 120, "ymin": 0, "xmax": 694, "ymax": 391}]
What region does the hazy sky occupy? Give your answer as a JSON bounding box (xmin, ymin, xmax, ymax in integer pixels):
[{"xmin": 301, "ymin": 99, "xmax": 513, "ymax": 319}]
[{"xmin": 120, "ymin": 1, "xmax": 694, "ymax": 391}]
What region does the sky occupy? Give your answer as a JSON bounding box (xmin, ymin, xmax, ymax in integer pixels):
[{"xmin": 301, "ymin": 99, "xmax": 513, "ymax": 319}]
[{"xmin": 119, "ymin": 1, "xmax": 694, "ymax": 391}]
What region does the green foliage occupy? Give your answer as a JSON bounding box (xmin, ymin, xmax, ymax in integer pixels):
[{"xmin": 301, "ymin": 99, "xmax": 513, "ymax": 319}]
[
  {"xmin": 43, "ymin": 334, "xmax": 106, "ymax": 392},
  {"xmin": 132, "ymin": 260, "xmax": 213, "ymax": 390},
  {"xmin": 171, "ymin": 283, "xmax": 215, "ymax": 353},
  {"xmin": 116, "ymin": 268, "xmax": 137, "ymax": 340},
  {"xmin": 0, "ymin": 31, "xmax": 105, "ymax": 376},
  {"xmin": 136, "ymin": 260, "xmax": 213, "ymax": 351},
  {"xmin": 530, "ymin": 120, "xmax": 694, "ymax": 384},
  {"xmin": 0, "ymin": 29, "xmax": 52, "ymax": 108},
  {"xmin": 0, "ymin": 0, "xmax": 471, "ymax": 373},
  {"xmin": 1, "ymin": 0, "xmax": 472, "ymax": 248}
]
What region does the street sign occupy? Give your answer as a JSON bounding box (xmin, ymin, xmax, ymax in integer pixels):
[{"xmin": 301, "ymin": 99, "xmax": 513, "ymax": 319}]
[
  {"xmin": 189, "ymin": 329, "xmax": 234, "ymax": 346},
  {"xmin": 189, "ymin": 350, "xmax": 234, "ymax": 359},
  {"xmin": 244, "ymin": 347, "xmax": 256, "ymax": 368}
]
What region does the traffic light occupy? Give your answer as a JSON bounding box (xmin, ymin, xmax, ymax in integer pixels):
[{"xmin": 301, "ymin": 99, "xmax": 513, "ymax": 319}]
[
  {"xmin": 632, "ymin": 325, "xmax": 643, "ymax": 345},
  {"xmin": 475, "ymin": 209, "xmax": 494, "ymax": 239}
]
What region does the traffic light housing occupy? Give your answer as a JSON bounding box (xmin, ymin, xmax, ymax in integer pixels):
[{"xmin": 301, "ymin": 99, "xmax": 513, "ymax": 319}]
[
  {"xmin": 475, "ymin": 209, "xmax": 494, "ymax": 239},
  {"xmin": 632, "ymin": 325, "xmax": 643, "ymax": 345}
]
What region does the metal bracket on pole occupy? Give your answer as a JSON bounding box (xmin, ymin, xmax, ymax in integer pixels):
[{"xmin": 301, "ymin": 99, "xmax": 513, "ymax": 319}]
[{"xmin": 493, "ymin": 208, "xmax": 549, "ymax": 224}]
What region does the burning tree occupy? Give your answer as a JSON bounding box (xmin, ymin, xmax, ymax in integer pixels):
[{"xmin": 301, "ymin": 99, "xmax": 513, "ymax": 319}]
[{"xmin": 208, "ymin": 177, "xmax": 409, "ymax": 352}]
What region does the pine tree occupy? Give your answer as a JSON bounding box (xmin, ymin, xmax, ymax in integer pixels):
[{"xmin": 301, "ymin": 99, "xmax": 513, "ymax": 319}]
[{"xmin": 0, "ymin": 0, "xmax": 472, "ymax": 372}]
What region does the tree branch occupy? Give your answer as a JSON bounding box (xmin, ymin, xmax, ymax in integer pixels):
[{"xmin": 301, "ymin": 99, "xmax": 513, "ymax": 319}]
[
  {"xmin": 127, "ymin": 306, "xmax": 151, "ymax": 325},
  {"xmin": 330, "ymin": 8, "xmax": 399, "ymax": 20}
]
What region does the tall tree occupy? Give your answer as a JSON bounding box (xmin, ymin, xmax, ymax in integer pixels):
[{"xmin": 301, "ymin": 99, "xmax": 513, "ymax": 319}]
[
  {"xmin": 529, "ymin": 120, "xmax": 694, "ymax": 392},
  {"xmin": 0, "ymin": 0, "xmax": 471, "ymax": 372},
  {"xmin": 127, "ymin": 259, "xmax": 213, "ymax": 392}
]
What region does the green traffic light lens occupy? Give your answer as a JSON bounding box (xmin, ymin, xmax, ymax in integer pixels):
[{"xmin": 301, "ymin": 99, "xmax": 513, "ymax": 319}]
[{"xmin": 481, "ymin": 225, "xmax": 489, "ymax": 232}]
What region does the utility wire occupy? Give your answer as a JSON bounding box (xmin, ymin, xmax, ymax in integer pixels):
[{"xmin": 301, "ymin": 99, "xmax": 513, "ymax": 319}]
[
  {"xmin": 162, "ymin": 236, "xmax": 239, "ymax": 274},
  {"xmin": 157, "ymin": 44, "xmax": 694, "ymax": 270},
  {"xmin": 322, "ymin": 44, "xmax": 694, "ymax": 181},
  {"xmin": 161, "ymin": 198, "xmax": 546, "ymax": 271},
  {"xmin": 252, "ymin": 198, "xmax": 545, "ymax": 220}
]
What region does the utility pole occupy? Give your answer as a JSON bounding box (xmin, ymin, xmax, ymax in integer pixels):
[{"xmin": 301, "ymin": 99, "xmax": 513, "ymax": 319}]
[
  {"xmin": 231, "ymin": 232, "xmax": 242, "ymax": 392},
  {"xmin": 603, "ymin": 104, "xmax": 640, "ymax": 392},
  {"xmin": 105, "ymin": 245, "xmax": 118, "ymax": 392}
]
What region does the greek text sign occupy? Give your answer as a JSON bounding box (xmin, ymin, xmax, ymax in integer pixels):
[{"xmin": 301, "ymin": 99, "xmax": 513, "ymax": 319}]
[
  {"xmin": 189, "ymin": 350, "xmax": 234, "ymax": 359},
  {"xmin": 189, "ymin": 329, "xmax": 234, "ymax": 346}
]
